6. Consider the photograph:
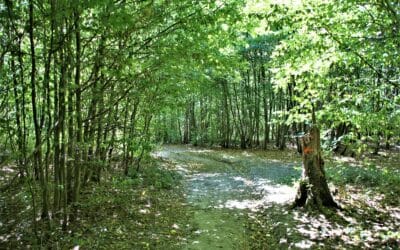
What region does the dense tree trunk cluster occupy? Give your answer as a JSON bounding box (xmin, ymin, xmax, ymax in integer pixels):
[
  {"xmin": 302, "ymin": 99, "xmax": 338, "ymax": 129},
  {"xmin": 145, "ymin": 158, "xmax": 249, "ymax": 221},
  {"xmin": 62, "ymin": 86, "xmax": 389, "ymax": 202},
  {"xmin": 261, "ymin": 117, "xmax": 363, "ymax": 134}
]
[
  {"xmin": 154, "ymin": 37, "xmax": 304, "ymax": 150},
  {"xmin": 0, "ymin": 0, "xmax": 241, "ymax": 234}
]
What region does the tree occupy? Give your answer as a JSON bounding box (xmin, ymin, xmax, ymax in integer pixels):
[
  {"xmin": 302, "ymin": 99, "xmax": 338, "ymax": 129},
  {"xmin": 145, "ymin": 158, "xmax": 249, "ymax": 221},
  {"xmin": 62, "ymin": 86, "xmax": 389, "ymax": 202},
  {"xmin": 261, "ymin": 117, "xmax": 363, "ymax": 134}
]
[{"xmin": 293, "ymin": 113, "xmax": 338, "ymax": 209}]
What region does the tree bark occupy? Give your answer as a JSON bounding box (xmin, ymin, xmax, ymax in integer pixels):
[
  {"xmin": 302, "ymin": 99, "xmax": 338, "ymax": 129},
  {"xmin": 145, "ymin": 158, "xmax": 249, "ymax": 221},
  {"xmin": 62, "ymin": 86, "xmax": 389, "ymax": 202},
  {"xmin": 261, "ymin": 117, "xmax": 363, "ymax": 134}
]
[
  {"xmin": 293, "ymin": 126, "xmax": 339, "ymax": 209},
  {"xmin": 221, "ymin": 78, "xmax": 230, "ymax": 148},
  {"xmin": 72, "ymin": 0, "xmax": 82, "ymax": 209}
]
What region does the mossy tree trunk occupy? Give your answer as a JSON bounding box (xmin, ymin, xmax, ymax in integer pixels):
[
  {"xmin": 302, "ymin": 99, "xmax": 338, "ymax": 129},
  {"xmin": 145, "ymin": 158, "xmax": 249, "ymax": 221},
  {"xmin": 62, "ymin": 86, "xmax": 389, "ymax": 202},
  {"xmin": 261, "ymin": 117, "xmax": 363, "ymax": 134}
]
[{"xmin": 293, "ymin": 126, "xmax": 339, "ymax": 209}]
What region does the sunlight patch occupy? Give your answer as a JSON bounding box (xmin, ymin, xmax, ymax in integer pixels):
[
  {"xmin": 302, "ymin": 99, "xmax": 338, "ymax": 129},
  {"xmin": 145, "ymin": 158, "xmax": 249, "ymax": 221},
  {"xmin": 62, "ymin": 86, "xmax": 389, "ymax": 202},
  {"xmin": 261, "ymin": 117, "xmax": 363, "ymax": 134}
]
[
  {"xmin": 294, "ymin": 239, "xmax": 315, "ymax": 249},
  {"xmin": 1, "ymin": 166, "xmax": 16, "ymax": 173},
  {"xmin": 189, "ymin": 173, "xmax": 222, "ymax": 179},
  {"xmin": 174, "ymin": 164, "xmax": 191, "ymax": 174},
  {"xmin": 219, "ymin": 199, "xmax": 262, "ymax": 210},
  {"xmin": 241, "ymin": 151, "xmax": 251, "ymax": 157},
  {"xmin": 151, "ymin": 151, "xmax": 170, "ymax": 158},
  {"xmin": 232, "ymin": 176, "xmax": 254, "ymax": 186},
  {"xmin": 217, "ymin": 182, "xmax": 296, "ymax": 210},
  {"xmin": 221, "ymin": 153, "xmax": 236, "ymax": 160},
  {"xmin": 139, "ymin": 209, "xmax": 150, "ymax": 214},
  {"xmin": 187, "ymin": 148, "xmax": 213, "ymax": 153},
  {"xmin": 254, "ymin": 180, "xmax": 296, "ymax": 203}
]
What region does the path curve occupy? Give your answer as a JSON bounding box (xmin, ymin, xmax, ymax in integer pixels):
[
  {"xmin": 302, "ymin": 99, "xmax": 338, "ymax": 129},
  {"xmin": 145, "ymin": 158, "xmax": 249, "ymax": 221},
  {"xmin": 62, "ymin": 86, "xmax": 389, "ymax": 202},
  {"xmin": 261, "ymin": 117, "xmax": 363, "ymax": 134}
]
[{"xmin": 154, "ymin": 145, "xmax": 300, "ymax": 249}]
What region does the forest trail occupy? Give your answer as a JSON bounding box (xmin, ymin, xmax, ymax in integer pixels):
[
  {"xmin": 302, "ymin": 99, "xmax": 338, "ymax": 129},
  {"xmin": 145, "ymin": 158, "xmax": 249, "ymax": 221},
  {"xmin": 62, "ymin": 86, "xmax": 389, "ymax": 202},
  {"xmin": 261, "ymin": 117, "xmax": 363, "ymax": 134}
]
[{"xmin": 154, "ymin": 145, "xmax": 301, "ymax": 249}]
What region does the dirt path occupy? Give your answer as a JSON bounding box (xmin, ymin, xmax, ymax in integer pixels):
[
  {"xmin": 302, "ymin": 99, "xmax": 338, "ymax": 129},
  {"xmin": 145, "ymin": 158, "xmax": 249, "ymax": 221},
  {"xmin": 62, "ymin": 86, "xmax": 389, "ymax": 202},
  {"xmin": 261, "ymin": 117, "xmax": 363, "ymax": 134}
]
[{"xmin": 154, "ymin": 145, "xmax": 300, "ymax": 249}]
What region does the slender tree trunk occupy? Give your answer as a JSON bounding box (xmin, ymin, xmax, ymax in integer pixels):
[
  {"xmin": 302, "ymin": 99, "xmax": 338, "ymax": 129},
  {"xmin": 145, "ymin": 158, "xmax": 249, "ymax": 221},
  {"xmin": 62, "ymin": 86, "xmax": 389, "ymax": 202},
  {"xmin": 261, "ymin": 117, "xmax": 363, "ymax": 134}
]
[
  {"xmin": 82, "ymin": 35, "xmax": 104, "ymax": 185},
  {"xmin": 8, "ymin": 9, "xmax": 28, "ymax": 173},
  {"xmin": 29, "ymin": 0, "xmax": 49, "ymax": 219},
  {"xmin": 177, "ymin": 110, "xmax": 182, "ymax": 143},
  {"xmin": 221, "ymin": 79, "xmax": 230, "ymax": 148},
  {"xmin": 66, "ymin": 61, "xmax": 74, "ymax": 204},
  {"xmin": 72, "ymin": 0, "xmax": 82, "ymax": 209},
  {"xmin": 93, "ymin": 86, "xmax": 105, "ymax": 182},
  {"xmin": 123, "ymin": 100, "xmax": 129, "ymax": 176},
  {"xmin": 57, "ymin": 18, "xmax": 69, "ymax": 229},
  {"xmin": 135, "ymin": 114, "xmax": 153, "ymax": 172},
  {"xmin": 11, "ymin": 57, "xmax": 25, "ymax": 176},
  {"xmin": 183, "ymin": 101, "xmax": 190, "ymax": 144}
]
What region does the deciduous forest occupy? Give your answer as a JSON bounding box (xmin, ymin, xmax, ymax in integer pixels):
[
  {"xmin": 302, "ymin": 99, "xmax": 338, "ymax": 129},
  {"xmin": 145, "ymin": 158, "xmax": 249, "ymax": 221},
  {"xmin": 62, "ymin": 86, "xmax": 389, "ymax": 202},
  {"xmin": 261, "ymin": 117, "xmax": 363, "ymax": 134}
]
[{"xmin": 1, "ymin": 0, "xmax": 399, "ymax": 249}]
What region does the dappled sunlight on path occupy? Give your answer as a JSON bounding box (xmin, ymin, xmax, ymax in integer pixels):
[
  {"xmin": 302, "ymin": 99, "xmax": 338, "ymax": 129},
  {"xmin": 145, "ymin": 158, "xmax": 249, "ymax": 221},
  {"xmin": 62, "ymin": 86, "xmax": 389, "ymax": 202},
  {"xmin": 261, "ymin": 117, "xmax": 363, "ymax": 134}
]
[
  {"xmin": 188, "ymin": 173, "xmax": 295, "ymax": 211},
  {"xmin": 154, "ymin": 145, "xmax": 301, "ymax": 249}
]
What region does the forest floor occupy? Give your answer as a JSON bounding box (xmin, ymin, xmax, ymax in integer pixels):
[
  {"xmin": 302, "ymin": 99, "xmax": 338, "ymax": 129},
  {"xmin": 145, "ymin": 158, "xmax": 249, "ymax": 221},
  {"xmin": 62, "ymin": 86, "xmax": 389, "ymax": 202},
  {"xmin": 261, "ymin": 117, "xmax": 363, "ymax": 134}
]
[
  {"xmin": 153, "ymin": 145, "xmax": 300, "ymax": 249},
  {"xmin": 154, "ymin": 145, "xmax": 400, "ymax": 249},
  {"xmin": 1, "ymin": 145, "xmax": 399, "ymax": 249}
]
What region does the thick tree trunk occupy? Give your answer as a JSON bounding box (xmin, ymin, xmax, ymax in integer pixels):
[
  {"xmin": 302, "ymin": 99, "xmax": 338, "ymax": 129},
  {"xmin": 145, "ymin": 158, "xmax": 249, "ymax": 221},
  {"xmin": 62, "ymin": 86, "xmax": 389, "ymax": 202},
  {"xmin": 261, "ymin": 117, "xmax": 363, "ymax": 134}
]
[{"xmin": 293, "ymin": 126, "xmax": 339, "ymax": 209}]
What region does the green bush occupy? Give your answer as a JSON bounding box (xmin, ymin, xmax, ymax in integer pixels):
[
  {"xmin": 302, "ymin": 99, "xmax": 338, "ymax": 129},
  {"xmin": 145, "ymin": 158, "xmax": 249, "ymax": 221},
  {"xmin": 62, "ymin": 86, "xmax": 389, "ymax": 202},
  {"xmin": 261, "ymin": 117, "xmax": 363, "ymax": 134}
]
[{"xmin": 141, "ymin": 166, "xmax": 182, "ymax": 190}]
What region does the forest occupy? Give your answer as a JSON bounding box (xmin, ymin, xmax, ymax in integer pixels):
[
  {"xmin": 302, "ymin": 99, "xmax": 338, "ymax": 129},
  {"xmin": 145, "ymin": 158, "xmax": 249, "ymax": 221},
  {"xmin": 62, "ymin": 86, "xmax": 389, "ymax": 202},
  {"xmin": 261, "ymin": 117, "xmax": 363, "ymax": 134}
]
[{"xmin": 0, "ymin": 0, "xmax": 399, "ymax": 249}]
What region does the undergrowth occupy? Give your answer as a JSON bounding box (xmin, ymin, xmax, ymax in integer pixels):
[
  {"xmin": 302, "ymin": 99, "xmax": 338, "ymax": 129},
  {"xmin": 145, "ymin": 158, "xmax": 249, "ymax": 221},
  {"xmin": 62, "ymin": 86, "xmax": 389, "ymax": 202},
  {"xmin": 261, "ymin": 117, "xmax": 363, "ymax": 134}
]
[
  {"xmin": 326, "ymin": 163, "xmax": 400, "ymax": 205},
  {"xmin": 0, "ymin": 163, "xmax": 192, "ymax": 249}
]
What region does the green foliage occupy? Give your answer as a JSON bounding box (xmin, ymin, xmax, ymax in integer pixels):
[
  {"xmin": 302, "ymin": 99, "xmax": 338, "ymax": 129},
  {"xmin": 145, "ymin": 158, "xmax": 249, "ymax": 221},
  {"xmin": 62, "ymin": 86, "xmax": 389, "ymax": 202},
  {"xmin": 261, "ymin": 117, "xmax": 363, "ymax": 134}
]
[
  {"xmin": 1, "ymin": 0, "xmax": 399, "ymax": 247},
  {"xmin": 141, "ymin": 165, "xmax": 183, "ymax": 190},
  {"xmin": 327, "ymin": 163, "xmax": 400, "ymax": 190}
]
